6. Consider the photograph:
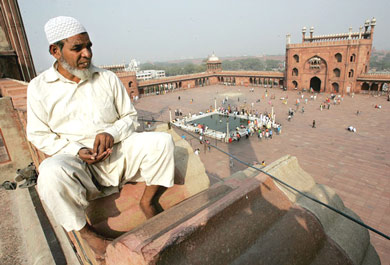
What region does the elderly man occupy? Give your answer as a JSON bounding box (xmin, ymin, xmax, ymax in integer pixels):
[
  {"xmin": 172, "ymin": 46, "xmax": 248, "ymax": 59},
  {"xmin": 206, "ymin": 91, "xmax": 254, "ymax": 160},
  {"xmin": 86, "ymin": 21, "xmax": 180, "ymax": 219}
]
[{"xmin": 27, "ymin": 16, "xmax": 175, "ymax": 260}]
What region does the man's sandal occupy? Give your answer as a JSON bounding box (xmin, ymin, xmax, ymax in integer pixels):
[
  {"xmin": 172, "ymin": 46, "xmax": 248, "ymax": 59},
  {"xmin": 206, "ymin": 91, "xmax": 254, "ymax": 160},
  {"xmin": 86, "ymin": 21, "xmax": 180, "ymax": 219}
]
[{"xmin": 1, "ymin": 181, "xmax": 17, "ymax": 190}]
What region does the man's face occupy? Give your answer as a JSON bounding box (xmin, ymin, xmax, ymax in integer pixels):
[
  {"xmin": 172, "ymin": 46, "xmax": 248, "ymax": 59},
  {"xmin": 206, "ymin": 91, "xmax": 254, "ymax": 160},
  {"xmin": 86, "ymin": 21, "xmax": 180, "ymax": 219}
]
[{"xmin": 59, "ymin": 33, "xmax": 93, "ymax": 70}]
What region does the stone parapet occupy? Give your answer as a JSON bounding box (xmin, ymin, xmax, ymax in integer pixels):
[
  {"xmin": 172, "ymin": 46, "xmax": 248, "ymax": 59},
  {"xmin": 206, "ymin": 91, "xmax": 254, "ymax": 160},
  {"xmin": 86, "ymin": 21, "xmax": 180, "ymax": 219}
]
[
  {"xmin": 265, "ymin": 155, "xmax": 380, "ymax": 265},
  {"xmin": 220, "ymin": 71, "xmax": 284, "ymax": 78},
  {"xmin": 357, "ymin": 74, "xmax": 390, "ymax": 82},
  {"xmin": 102, "ymin": 155, "xmax": 378, "ymax": 265},
  {"xmin": 287, "ymin": 39, "xmax": 371, "ymax": 49},
  {"xmin": 138, "ymin": 72, "xmax": 213, "ymax": 87}
]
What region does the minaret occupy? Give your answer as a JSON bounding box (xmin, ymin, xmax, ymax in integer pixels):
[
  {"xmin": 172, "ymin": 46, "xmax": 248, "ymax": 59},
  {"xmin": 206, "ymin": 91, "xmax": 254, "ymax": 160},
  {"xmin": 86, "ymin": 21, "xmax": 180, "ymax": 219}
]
[
  {"xmin": 348, "ymin": 27, "xmax": 352, "ymax": 40},
  {"xmin": 364, "ymin": 19, "xmax": 370, "ymax": 38},
  {"xmin": 370, "ymin": 17, "xmax": 376, "ymax": 39},
  {"xmin": 302, "ymin": 27, "xmax": 306, "ymax": 42},
  {"xmin": 309, "ymin": 26, "xmax": 314, "ymax": 41}
]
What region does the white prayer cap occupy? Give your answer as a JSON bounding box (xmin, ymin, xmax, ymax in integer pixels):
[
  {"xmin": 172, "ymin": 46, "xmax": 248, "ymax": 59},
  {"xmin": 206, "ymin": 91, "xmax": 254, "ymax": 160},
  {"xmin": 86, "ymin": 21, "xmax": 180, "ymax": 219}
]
[{"xmin": 44, "ymin": 16, "xmax": 87, "ymax": 44}]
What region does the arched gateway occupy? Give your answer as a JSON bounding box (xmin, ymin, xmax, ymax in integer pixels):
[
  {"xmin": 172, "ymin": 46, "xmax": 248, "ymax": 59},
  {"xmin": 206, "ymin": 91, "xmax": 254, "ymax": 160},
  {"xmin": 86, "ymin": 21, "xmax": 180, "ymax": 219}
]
[{"xmin": 310, "ymin": 77, "xmax": 321, "ymax": 92}]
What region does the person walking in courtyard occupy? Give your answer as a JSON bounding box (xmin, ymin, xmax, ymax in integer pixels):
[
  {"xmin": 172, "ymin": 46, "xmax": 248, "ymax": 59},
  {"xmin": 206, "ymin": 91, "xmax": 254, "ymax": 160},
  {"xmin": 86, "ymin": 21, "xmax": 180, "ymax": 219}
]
[{"xmin": 312, "ymin": 120, "xmax": 316, "ymax": 128}]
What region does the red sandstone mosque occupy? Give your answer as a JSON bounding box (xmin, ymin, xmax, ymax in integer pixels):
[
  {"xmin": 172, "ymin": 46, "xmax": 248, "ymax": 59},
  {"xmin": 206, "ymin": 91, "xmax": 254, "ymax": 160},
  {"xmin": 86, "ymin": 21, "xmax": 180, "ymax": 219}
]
[
  {"xmin": 1, "ymin": 0, "xmax": 389, "ymax": 100},
  {"xmin": 0, "ymin": 1, "xmax": 389, "ymax": 264}
]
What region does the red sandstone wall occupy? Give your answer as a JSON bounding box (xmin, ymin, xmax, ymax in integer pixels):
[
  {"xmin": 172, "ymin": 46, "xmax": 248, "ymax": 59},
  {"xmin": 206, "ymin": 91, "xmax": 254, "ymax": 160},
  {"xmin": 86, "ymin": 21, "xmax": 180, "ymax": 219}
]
[
  {"xmin": 208, "ymin": 76, "xmax": 219, "ymax": 85},
  {"xmin": 0, "ymin": 78, "xmax": 28, "ymax": 110},
  {"xmin": 117, "ymin": 73, "xmax": 138, "ymax": 99},
  {"xmin": 235, "ymin": 76, "xmax": 250, "ymax": 87},
  {"xmin": 181, "ymin": 79, "xmax": 196, "ymax": 89},
  {"xmin": 286, "ymin": 39, "xmax": 373, "ymax": 94},
  {"xmin": 0, "ymin": 0, "xmax": 36, "ymax": 81}
]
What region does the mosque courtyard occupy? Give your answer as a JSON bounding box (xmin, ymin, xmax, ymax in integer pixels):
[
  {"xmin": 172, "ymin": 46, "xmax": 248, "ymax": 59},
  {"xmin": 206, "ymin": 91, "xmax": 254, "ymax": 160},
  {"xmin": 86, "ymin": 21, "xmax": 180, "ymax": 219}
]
[{"xmin": 134, "ymin": 84, "xmax": 390, "ymax": 263}]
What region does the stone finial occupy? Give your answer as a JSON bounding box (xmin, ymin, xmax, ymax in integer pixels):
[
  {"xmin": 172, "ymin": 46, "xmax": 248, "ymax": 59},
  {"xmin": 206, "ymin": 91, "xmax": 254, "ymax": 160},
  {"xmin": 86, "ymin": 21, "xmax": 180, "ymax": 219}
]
[
  {"xmin": 364, "ymin": 19, "xmax": 370, "ymax": 33},
  {"xmin": 348, "ymin": 27, "xmax": 352, "ymax": 39},
  {"xmin": 302, "ymin": 27, "xmax": 307, "ymax": 34},
  {"xmin": 286, "ymin": 34, "xmax": 291, "ymax": 44},
  {"xmin": 309, "ymin": 26, "xmax": 314, "ymax": 40},
  {"xmin": 371, "ymin": 17, "xmax": 376, "ymax": 27}
]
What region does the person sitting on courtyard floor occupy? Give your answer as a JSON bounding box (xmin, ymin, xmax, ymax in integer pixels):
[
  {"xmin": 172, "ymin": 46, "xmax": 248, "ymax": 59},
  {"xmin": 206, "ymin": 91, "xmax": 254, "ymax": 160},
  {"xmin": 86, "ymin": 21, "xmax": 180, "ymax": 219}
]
[
  {"xmin": 347, "ymin": 126, "xmax": 357, "ymax": 132},
  {"xmin": 26, "ymin": 16, "xmax": 175, "ymax": 262}
]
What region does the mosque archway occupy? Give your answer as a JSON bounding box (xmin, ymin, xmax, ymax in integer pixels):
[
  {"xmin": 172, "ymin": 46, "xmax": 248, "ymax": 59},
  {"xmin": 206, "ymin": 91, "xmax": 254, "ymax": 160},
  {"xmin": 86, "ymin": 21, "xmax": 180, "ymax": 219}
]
[
  {"xmin": 310, "ymin": 77, "xmax": 321, "ymax": 92},
  {"xmin": 332, "ymin": 82, "xmax": 339, "ymax": 93}
]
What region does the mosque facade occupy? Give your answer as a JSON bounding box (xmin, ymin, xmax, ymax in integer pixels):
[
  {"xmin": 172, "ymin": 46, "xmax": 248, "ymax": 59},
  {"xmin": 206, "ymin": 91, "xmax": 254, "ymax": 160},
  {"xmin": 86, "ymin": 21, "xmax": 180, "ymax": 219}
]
[
  {"xmin": 116, "ymin": 19, "xmax": 389, "ymax": 99},
  {"xmin": 285, "ymin": 19, "xmax": 378, "ymax": 94}
]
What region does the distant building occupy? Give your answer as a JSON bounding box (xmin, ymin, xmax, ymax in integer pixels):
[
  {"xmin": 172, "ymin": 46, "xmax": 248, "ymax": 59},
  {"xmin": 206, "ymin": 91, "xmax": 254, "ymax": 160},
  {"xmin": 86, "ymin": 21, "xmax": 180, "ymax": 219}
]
[
  {"xmin": 136, "ymin": 70, "xmax": 165, "ymax": 81},
  {"xmin": 126, "ymin": 59, "xmax": 140, "ymax": 72},
  {"xmin": 285, "ymin": 18, "xmax": 377, "ymax": 94},
  {"xmin": 206, "ymin": 53, "xmax": 222, "ymax": 73},
  {"xmin": 99, "ymin": 64, "xmax": 127, "ymax": 73},
  {"xmin": 100, "ymin": 61, "xmax": 165, "ymax": 81},
  {"xmin": 100, "ymin": 59, "xmax": 140, "ymax": 73}
]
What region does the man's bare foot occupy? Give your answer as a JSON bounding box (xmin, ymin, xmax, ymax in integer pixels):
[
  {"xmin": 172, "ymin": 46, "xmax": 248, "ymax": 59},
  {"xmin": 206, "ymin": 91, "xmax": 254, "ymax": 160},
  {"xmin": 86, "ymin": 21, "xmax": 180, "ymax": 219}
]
[
  {"xmin": 139, "ymin": 201, "xmax": 158, "ymax": 219},
  {"xmin": 79, "ymin": 225, "xmax": 111, "ymax": 261}
]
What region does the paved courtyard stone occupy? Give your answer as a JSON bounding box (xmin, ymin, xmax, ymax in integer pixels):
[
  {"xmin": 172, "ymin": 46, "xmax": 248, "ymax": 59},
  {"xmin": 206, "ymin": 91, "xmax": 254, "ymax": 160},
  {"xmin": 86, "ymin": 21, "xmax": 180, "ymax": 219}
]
[{"xmin": 135, "ymin": 85, "xmax": 390, "ymax": 263}]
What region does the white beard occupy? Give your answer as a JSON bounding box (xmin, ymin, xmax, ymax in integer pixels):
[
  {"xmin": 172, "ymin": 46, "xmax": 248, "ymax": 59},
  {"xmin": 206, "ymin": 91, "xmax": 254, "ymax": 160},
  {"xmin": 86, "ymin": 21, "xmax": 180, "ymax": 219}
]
[{"xmin": 59, "ymin": 57, "xmax": 93, "ymax": 80}]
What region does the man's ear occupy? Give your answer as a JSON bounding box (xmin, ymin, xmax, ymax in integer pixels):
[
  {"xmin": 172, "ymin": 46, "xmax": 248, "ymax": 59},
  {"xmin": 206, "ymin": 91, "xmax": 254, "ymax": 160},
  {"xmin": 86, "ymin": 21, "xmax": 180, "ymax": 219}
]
[{"xmin": 49, "ymin": 44, "xmax": 61, "ymax": 59}]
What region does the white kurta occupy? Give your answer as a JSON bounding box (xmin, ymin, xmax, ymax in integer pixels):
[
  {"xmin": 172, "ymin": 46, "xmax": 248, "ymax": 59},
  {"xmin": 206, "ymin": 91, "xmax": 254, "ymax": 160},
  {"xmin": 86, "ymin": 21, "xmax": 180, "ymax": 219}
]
[{"xmin": 27, "ymin": 65, "xmax": 175, "ymax": 231}]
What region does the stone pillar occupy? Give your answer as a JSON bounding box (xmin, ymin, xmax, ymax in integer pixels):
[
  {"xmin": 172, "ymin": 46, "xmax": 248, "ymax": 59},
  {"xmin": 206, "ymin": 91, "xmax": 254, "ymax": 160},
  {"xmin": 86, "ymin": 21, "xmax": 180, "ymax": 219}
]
[
  {"xmin": 0, "ymin": 0, "xmax": 36, "ymax": 81},
  {"xmin": 310, "ymin": 26, "xmax": 314, "ymax": 41}
]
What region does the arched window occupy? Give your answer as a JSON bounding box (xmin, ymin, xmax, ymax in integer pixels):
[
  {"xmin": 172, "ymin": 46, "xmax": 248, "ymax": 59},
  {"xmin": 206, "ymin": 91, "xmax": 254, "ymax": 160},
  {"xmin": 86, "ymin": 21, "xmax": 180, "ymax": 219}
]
[
  {"xmin": 348, "ymin": 69, "xmax": 354, "ymax": 77},
  {"xmin": 292, "ymin": 68, "xmax": 298, "ymax": 76},
  {"xmin": 361, "ymin": 83, "xmax": 369, "ymax": 90},
  {"xmin": 293, "ymin": 54, "xmax": 299, "ymax": 63},
  {"xmin": 335, "ymin": 53, "xmax": 342, "ymax": 62},
  {"xmin": 128, "ymin": 81, "xmax": 133, "ymax": 87},
  {"xmin": 350, "ymin": 54, "xmax": 356, "ymax": 62},
  {"xmin": 292, "ymin": 80, "xmax": 298, "ymax": 88},
  {"xmin": 333, "ymin": 68, "xmax": 340, "ymax": 77}
]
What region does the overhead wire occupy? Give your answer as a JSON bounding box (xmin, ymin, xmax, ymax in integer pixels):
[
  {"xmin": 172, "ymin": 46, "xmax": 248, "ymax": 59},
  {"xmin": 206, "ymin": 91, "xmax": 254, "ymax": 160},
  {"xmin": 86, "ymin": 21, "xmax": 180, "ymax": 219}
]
[{"xmin": 138, "ymin": 117, "xmax": 390, "ymax": 240}]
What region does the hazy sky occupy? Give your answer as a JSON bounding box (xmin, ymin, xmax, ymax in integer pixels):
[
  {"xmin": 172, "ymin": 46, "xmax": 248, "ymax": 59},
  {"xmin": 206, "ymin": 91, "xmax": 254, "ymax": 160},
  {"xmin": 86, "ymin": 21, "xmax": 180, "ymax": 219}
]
[{"xmin": 19, "ymin": 0, "xmax": 390, "ymax": 72}]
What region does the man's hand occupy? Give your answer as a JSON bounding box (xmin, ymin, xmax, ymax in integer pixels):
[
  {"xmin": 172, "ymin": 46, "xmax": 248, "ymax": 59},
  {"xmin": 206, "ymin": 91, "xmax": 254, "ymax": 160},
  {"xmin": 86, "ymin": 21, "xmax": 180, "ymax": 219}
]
[
  {"xmin": 93, "ymin": 133, "xmax": 114, "ymax": 161},
  {"xmin": 78, "ymin": 148, "xmax": 98, "ymax": 164}
]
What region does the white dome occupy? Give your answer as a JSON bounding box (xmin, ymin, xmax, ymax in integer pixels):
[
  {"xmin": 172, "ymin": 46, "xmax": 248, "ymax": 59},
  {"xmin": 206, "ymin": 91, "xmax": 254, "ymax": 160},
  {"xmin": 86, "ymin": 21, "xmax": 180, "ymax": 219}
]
[{"xmin": 208, "ymin": 53, "xmax": 220, "ymax": 62}]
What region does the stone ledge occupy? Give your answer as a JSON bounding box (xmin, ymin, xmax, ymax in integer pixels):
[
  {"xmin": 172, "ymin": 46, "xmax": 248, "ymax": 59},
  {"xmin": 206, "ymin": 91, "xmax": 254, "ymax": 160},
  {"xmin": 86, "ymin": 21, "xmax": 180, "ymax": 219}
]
[
  {"xmin": 105, "ymin": 171, "xmax": 356, "ymax": 265},
  {"xmin": 265, "ymin": 155, "xmax": 380, "ymax": 265}
]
